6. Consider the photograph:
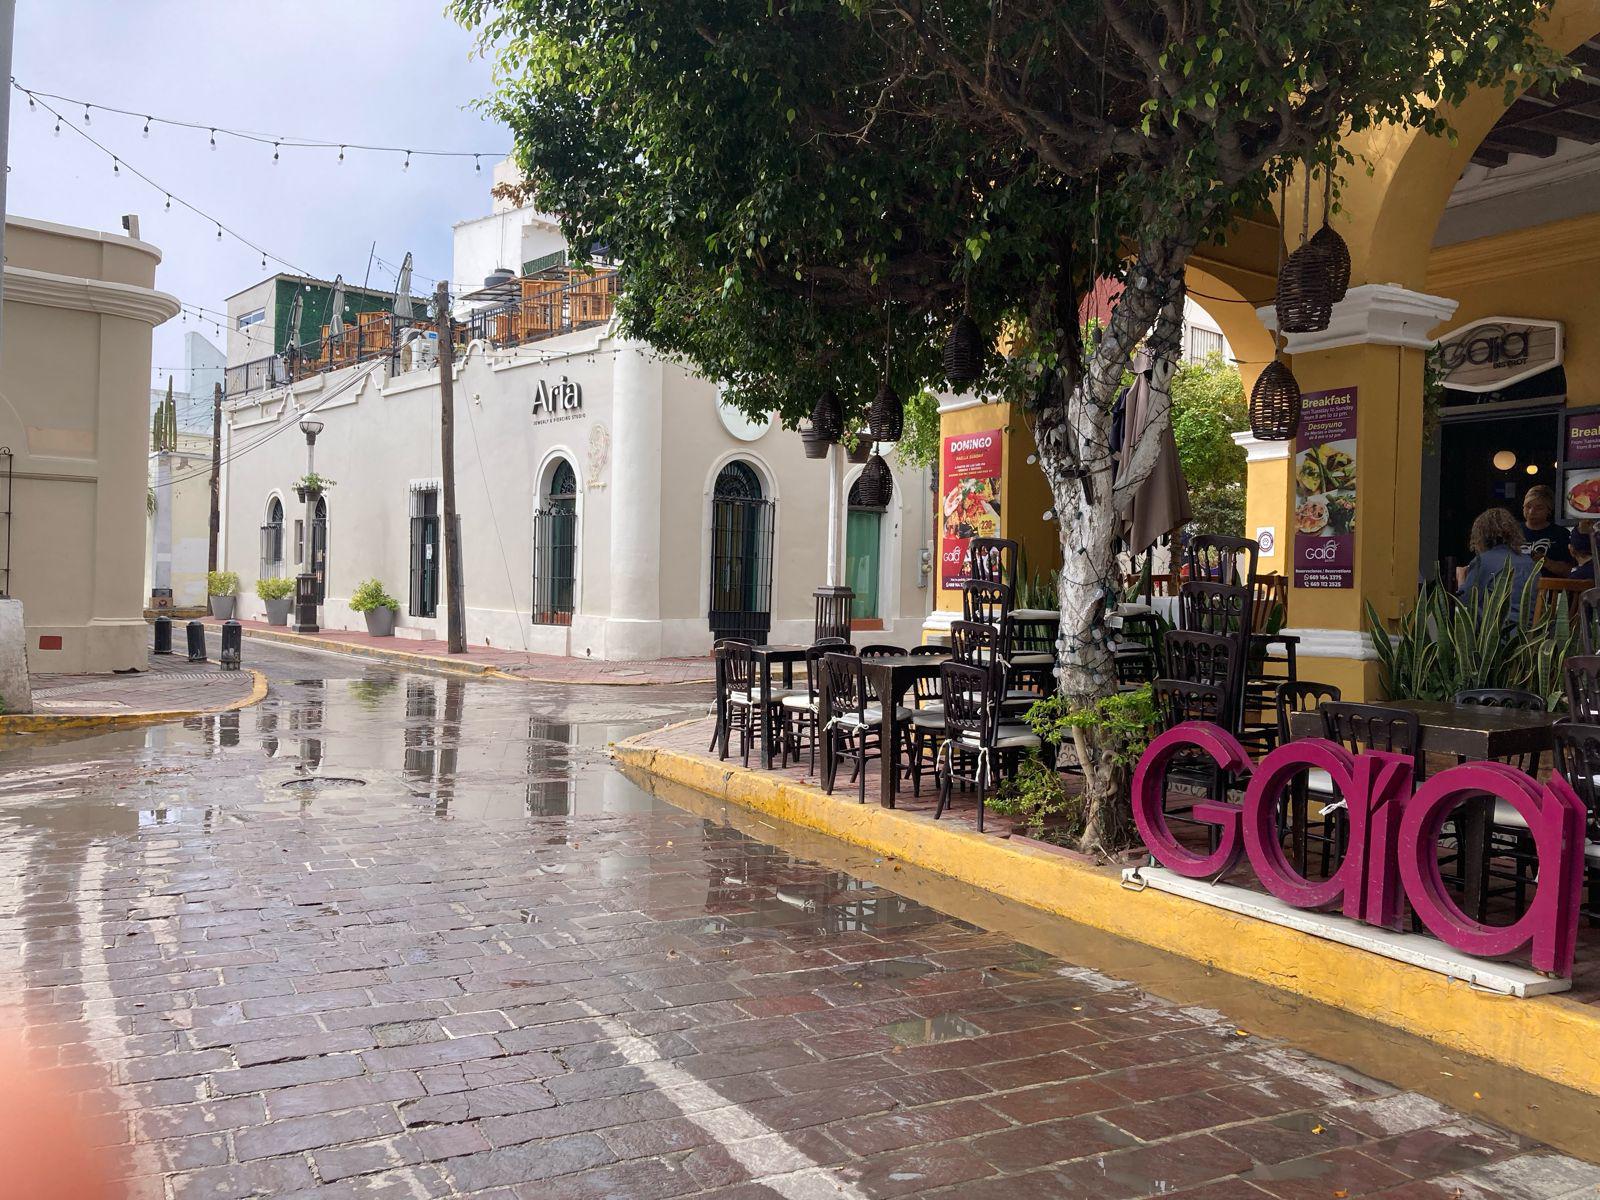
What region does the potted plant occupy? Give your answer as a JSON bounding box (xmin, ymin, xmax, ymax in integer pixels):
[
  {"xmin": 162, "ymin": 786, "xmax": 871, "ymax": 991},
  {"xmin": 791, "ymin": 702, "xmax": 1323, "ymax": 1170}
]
[
  {"xmin": 294, "ymin": 472, "xmax": 336, "ymax": 503},
  {"xmin": 207, "ymin": 570, "xmax": 240, "ymax": 620},
  {"xmin": 256, "ymin": 576, "xmax": 295, "ymax": 626},
  {"xmin": 844, "ymin": 432, "xmax": 873, "ymax": 464},
  {"xmin": 349, "ymin": 578, "xmax": 401, "ymax": 637},
  {"xmin": 799, "ymin": 424, "xmax": 831, "ymax": 460}
]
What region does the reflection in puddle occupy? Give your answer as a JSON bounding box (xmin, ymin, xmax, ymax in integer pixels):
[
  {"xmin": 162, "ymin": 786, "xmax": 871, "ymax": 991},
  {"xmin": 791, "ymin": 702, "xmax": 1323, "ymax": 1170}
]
[{"xmin": 881, "ymin": 1013, "xmax": 984, "ymax": 1046}]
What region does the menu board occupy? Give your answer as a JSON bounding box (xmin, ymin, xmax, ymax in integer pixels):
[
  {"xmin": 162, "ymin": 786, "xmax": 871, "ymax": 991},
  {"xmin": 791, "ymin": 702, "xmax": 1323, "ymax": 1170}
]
[
  {"xmin": 1561, "ymin": 406, "xmax": 1600, "ymax": 521},
  {"xmin": 939, "ymin": 428, "xmax": 1003, "ymax": 588},
  {"xmin": 1292, "ymin": 387, "xmax": 1358, "ymax": 590}
]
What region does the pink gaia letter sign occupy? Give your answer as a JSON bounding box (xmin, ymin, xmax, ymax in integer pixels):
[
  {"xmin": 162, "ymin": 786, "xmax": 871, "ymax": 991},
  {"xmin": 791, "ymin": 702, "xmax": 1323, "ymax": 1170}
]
[{"xmin": 1131, "ymin": 722, "xmax": 1586, "ymax": 978}]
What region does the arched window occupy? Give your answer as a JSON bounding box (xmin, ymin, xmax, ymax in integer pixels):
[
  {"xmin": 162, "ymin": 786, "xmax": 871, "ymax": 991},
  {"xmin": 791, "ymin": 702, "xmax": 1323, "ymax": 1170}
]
[
  {"xmin": 533, "ymin": 458, "xmax": 579, "ymax": 625},
  {"xmin": 260, "ymin": 497, "xmax": 285, "ymax": 579},
  {"xmin": 311, "ymin": 495, "xmax": 329, "ymax": 603},
  {"xmin": 846, "ymin": 473, "xmax": 890, "ymax": 619},
  {"xmin": 708, "ymin": 461, "xmax": 775, "ymax": 642}
]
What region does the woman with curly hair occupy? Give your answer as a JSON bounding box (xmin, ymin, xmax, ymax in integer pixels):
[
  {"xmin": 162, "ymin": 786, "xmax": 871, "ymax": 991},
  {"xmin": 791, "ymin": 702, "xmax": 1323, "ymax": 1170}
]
[{"xmin": 1460, "ymin": 506, "xmax": 1537, "ymax": 622}]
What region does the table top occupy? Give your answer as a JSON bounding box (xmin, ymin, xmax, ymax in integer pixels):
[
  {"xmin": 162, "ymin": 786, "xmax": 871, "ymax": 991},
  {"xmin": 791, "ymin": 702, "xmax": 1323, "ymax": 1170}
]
[
  {"xmin": 751, "ymin": 644, "xmax": 811, "ymax": 660},
  {"xmin": 1009, "ymin": 608, "xmax": 1062, "ymax": 622},
  {"xmin": 1288, "ymin": 699, "xmax": 1554, "ymax": 759},
  {"xmin": 862, "ymin": 652, "xmax": 950, "ymax": 672}
]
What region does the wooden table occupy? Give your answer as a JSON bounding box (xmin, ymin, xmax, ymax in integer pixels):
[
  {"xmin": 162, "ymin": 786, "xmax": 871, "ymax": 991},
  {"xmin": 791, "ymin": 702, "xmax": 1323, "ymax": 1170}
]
[
  {"xmin": 750, "ymin": 645, "xmax": 810, "ymax": 770},
  {"xmin": 865, "ymin": 653, "xmax": 949, "ymax": 809},
  {"xmin": 1287, "ymin": 699, "xmax": 1556, "ymax": 916}
]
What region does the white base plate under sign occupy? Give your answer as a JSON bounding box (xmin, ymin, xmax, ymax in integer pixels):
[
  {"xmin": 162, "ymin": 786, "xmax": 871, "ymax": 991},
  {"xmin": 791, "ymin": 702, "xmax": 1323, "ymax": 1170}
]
[{"xmin": 1121, "ymin": 866, "xmax": 1570, "ymax": 998}]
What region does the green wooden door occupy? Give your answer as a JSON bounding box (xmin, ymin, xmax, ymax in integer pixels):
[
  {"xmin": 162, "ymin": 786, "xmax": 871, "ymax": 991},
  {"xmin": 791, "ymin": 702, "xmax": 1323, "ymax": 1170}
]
[{"xmin": 845, "ymin": 509, "xmax": 882, "ymax": 619}]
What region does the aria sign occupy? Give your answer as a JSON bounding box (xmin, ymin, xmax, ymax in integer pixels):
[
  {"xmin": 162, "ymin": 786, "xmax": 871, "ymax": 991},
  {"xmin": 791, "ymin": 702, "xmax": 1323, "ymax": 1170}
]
[
  {"xmin": 531, "ymin": 376, "xmax": 584, "ymax": 423},
  {"xmin": 1132, "ymin": 723, "xmax": 1586, "ymax": 977}
]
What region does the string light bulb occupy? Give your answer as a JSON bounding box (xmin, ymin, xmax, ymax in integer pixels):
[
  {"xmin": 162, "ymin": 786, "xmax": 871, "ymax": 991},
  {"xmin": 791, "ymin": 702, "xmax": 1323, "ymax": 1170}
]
[
  {"xmin": 209, "ymin": 128, "xmax": 216, "ymax": 149},
  {"xmin": 216, "ymin": 223, "xmax": 223, "ymax": 241},
  {"xmin": 403, "ymin": 150, "xmax": 411, "ymax": 170},
  {"xmin": 142, "ymin": 116, "xmax": 151, "ymax": 137},
  {"xmin": 52, "ymin": 116, "xmax": 60, "ymax": 136},
  {"xmin": 111, "ymin": 157, "xmax": 119, "ymax": 176},
  {"xmin": 25, "ymin": 93, "xmax": 33, "ymax": 111},
  {"xmin": 338, "ymin": 146, "xmax": 345, "ymax": 163},
  {"xmin": 164, "ymin": 194, "xmax": 171, "ymax": 210},
  {"xmin": 273, "ymin": 142, "xmax": 280, "ymax": 163},
  {"xmin": 474, "ymin": 155, "xmax": 481, "ymax": 173},
  {"xmin": 82, "ymin": 102, "xmax": 90, "ymax": 124}
]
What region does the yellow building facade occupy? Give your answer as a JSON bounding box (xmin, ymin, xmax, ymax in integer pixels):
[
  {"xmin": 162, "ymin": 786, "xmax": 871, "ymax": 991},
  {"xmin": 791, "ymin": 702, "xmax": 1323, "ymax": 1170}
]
[{"xmin": 933, "ymin": 0, "xmax": 1600, "ymax": 697}]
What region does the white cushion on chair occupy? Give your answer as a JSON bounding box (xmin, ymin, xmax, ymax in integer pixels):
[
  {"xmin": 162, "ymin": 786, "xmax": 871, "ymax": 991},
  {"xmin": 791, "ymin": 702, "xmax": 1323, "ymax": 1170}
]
[
  {"xmin": 1010, "ymin": 608, "xmax": 1060, "ymax": 620},
  {"xmin": 730, "ymin": 687, "xmax": 796, "ymax": 706},
  {"xmin": 910, "ymin": 708, "xmax": 945, "ymax": 729},
  {"xmin": 1305, "ymin": 769, "xmax": 1335, "ymax": 797},
  {"xmin": 959, "ymin": 725, "xmax": 1041, "ymax": 750},
  {"xmin": 780, "ymin": 693, "xmax": 817, "ymax": 712},
  {"xmin": 1586, "ymin": 840, "xmax": 1600, "ymax": 863},
  {"xmin": 833, "ymin": 705, "xmax": 914, "ymax": 729},
  {"xmin": 1492, "ymin": 799, "xmax": 1529, "ymax": 832},
  {"xmin": 1006, "ymin": 652, "xmax": 1056, "ymax": 666}
]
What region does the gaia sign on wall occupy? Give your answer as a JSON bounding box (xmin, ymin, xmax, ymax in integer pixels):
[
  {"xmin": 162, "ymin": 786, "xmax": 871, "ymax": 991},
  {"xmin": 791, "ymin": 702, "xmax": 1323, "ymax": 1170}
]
[
  {"xmin": 1293, "ymin": 387, "xmax": 1357, "ymax": 589},
  {"xmin": 939, "ymin": 429, "xmax": 1003, "ymax": 588},
  {"xmin": 1132, "ymin": 722, "xmax": 1585, "ymax": 977}
]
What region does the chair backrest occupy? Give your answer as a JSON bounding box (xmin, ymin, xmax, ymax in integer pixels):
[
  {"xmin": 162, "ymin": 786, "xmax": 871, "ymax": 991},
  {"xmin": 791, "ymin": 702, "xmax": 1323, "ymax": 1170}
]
[
  {"xmin": 1153, "ymin": 678, "xmax": 1230, "ymax": 730},
  {"xmin": 908, "ymin": 644, "xmax": 948, "ymax": 657},
  {"xmin": 969, "ymin": 537, "xmax": 1019, "ymax": 590},
  {"xmin": 1320, "ymin": 702, "xmax": 1423, "ymax": 774},
  {"xmin": 1186, "ymin": 534, "xmax": 1259, "ymax": 587},
  {"xmin": 1578, "ymin": 588, "xmax": 1600, "ymax": 655},
  {"xmin": 962, "ymin": 579, "xmax": 1013, "ymax": 627},
  {"xmin": 822, "ymin": 652, "xmax": 869, "ymax": 716},
  {"xmin": 1276, "ymin": 680, "xmax": 1341, "ymax": 744},
  {"xmin": 1118, "ymin": 612, "xmax": 1162, "ymax": 654},
  {"xmin": 1163, "ymin": 630, "xmax": 1238, "ymax": 693},
  {"xmin": 1250, "ymin": 573, "xmax": 1288, "ymax": 634},
  {"xmin": 1454, "ymin": 687, "xmax": 1546, "ymax": 712},
  {"xmin": 723, "ymin": 642, "xmax": 757, "ymax": 694},
  {"xmin": 859, "ymin": 644, "xmax": 903, "ymax": 658},
  {"xmin": 1178, "ymin": 580, "xmax": 1254, "ymax": 639},
  {"xmin": 814, "ymin": 588, "xmax": 854, "ymax": 644},
  {"xmin": 1553, "ymin": 721, "xmax": 1600, "ymax": 827},
  {"xmin": 940, "ymin": 660, "xmax": 996, "ymax": 743},
  {"xmin": 950, "ymin": 620, "xmax": 1002, "ymax": 668},
  {"xmin": 804, "ymin": 640, "xmax": 854, "ymax": 700},
  {"xmin": 1567, "ymin": 655, "xmax": 1600, "ymax": 721},
  {"xmin": 1004, "ymin": 614, "xmax": 1056, "ymax": 659}
]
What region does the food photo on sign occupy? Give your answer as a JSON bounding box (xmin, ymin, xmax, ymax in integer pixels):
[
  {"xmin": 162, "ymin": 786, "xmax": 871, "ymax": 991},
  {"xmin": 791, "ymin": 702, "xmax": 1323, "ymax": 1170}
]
[
  {"xmin": 1561, "ymin": 406, "xmax": 1600, "ymax": 521},
  {"xmin": 939, "ymin": 429, "xmax": 1003, "ymax": 587},
  {"xmin": 1292, "ymin": 388, "xmax": 1358, "ymax": 589}
]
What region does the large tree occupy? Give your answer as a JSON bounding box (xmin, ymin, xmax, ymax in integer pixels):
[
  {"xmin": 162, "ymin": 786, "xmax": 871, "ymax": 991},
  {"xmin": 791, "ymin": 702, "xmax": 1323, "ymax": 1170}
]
[{"xmin": 455, "ymin": 0, "xmax": 1559, "ymax": 850}]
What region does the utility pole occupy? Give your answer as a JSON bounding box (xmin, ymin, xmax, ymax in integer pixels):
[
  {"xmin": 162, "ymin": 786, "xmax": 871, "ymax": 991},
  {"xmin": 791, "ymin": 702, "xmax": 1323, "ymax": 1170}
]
[
  {"xmin": 208, "ymin": 382, "xmax": 222, "ymax": 573},
  {"xmin": 435, "ymin": 281, "xmax": 466, "ymax": 653}
]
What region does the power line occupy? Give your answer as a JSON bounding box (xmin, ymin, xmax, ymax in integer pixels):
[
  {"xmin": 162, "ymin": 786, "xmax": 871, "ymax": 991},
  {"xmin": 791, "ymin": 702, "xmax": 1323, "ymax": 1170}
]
[
  {"xmin": 16, "ymin": 82, "xmax": 506, "ymax": 169},
  {"xmin": 19, "ymin": 86, "xmax": 311, "ymax": 276}
]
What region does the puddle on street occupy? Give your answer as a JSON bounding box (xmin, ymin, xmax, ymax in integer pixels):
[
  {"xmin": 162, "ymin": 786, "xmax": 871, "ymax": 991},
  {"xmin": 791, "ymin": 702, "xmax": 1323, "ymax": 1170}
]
[{"xmin": 0, "ymin": 642, "xmax": 1595, "ymax": 1164}]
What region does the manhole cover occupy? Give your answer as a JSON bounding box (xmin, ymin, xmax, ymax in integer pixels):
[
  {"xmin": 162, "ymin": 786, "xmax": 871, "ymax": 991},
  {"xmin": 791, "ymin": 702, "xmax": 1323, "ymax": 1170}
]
[{"xmin": 280, "ymin": 776, "xmax": 367, "ymax": 790}]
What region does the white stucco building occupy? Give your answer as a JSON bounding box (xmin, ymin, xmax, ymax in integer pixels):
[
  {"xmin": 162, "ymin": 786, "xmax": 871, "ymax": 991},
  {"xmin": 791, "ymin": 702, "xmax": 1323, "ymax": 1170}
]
[{"xmin": 218, "ymin": 174, "xmax": 934, "ymax": 658}]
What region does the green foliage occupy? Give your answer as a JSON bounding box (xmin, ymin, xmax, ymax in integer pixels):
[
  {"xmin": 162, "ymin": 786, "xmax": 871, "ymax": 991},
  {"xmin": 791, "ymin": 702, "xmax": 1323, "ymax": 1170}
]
[
  {"xmin": 206, "ymin": 570, "xmax": 239, "ymax": 597},
  {"xmin": 1170, "ymin": 353, "xmax": 1247, "ymax": 538},
  {"xmin": 452, "ymin": 0, "xmax": 1559, "ymax": 432},
  {"xmin": 151, "ymin": 382, "xmax": 178, "ymax": 454},
  {"xmin": 1024, "ymin": 684, "xmax": 1159, "ymax": 770},
  {"xmin": 989, "ymin": 754, "xmax": 1084, "ymax": 840},
  {"xmin": 349, "ymin": 579, "xmax": 400, "ymax": 614},
  {"xmin": 348, "ymin": 677, "xmax": 399, "ymax": 709},
  {"xmin": 296, "ymin": 472, "xmax": 336, "ymax": 492},
  {"xmin": 893, "ymin": 389, "xmax": 941, "ymax": 471},
  {"xmin": 1365, "ymin": 568, "xmax": 1577, "ymax": 709},
  {"xmin": 255, "ymin": 576, "xmax": 295, "ymax": 601}
]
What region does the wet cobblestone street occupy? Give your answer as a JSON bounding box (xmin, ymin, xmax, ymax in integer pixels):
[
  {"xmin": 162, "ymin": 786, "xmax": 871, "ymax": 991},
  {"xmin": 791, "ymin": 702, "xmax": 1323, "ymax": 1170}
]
[{"xmin": 2, "ymin": 644, "xmax": 1597, "ymax": 1199}]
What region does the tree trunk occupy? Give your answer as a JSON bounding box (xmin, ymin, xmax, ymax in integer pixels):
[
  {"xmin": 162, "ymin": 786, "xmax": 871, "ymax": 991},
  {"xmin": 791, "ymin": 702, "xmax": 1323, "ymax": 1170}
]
[{"xmin": 1029, "ymin": 237, "xmax": 1191, "ymax": 856}]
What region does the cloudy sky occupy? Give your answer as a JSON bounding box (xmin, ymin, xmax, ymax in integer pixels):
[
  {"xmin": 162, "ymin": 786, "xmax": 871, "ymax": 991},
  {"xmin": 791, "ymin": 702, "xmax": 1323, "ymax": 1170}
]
[{"xmin": 8, "ymin": 0, "xmax": 512, "ymax": 389}]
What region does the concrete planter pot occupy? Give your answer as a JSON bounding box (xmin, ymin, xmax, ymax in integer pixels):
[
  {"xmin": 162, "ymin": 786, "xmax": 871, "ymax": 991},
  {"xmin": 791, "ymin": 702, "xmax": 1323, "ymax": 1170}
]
[
  {"xmin": 846, "ymin": 438, "xmax": 873, "ymax": 465},
  {"xmin": 263, "ymin": 597, "xmax": 292, "ymax": 626},
  {"xmin": 799, "ymin": 426, "xmax": 831, "ymax": 460},
  {"xmin": 209, "ymin": 595, "xmax": 237, "ymax": 620},
  {"xmin": 363, "ymin": 606, "xmax": 397, "ymax": 637}
]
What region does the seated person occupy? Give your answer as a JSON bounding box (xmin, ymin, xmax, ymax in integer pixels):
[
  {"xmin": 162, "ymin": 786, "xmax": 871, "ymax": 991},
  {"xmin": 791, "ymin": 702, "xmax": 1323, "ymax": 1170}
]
[
  {"xmin": 1460, "ymin": 507, "xmax": 1537, "ymax": 622},
  {"xmin": 1521, "ymin": 484, "xmax": 1574, "ymax": 577},
  {"xmin": 1572, "ymin": 524, "xmax": 1596, "ymax": 583}
]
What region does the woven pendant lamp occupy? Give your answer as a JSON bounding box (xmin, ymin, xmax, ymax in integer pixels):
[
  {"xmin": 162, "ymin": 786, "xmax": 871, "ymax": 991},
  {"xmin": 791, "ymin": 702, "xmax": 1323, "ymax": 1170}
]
[
  {"xmin": 810, "ymin": 390, "xmax": 843, "ymax": 443},
  {"xmin": 854, "ymin": 453, "xmax": 894, "ymax": 507},
  {"xmin": 1308, "ymin": 170, "xmax": 1350, "ymax": 303},
  {"xmin": 1250, "ymin": 358, "xmax": 1302, "ymax": 441},
  {"xmin": 1274, "ymin": 175, "xmax": 1333, "ymax": 335},
  {"xmin": 943, "ymin": 312, "xmax": 983, "ymax": 388},
  {"xmin": 868, "ymin": 377, "xmax": 903, "ymax": 442}
]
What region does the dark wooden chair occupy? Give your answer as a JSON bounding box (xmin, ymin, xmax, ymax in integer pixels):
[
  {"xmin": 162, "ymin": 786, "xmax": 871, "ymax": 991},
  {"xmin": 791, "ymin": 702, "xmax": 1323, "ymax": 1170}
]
[
  {"xmin": 1185, "ymin": 534, "xmax": 1258, "ymax": 587},
  {"xmin": 1567, "ymin": 655, "xmax": 1600, "ymax": 721},
  {"xmin": 1113, "ymin": 612, "xmax": 1162, "ymax": 687},
  {"xmin": 969, "ymin": 536, "xmax": 1019, "ymax": 591},
  {"xmin": 779, "ymin": 639, "xmax": 853, "ymax": 774},
  {"xmin": 821, "ymin": 652, "xmax": 882, "ymax": 804},
  {"xmin": 1152, "ymin": 678, "xmax": 1236, "ymax": 850},
  {"xmin": 1274, "ymin": 680, "xmax": 1342, "ymax": 871},
  {"xmin": 950, "ymin": 619, "xmax": 1003, "ymax": 669},
  {"xmin": 1317, "ymin": 702, "xmax": 1424, "ymax": 876},
  {"xmin": 1577, "ymin": 588, "xmax": 1600, "ymax": 655},
  {"xmin": 934, "ymin": 660, "xmax": 1041, "ymax": 832},
  {"xmin": 1002, "ymin": 613, "xmax": 1057, "ymax": 694},
  {"xmin": 721, "ymin": 642, "xmax": 795, "ymax": 766},
  {"xmin": 814, "ymin": 587, "xmax": 854, "ymax": 644},
  {"xmin": 1552, "ymin": 722, "xmax": 1600, "ymax": 926},
  {"xmin": 859, "ymin": 644, "xmax": 904, "ymax": 657},
  {"xmin": 709, "ymin": 638, "xmax": 755, "ymax": 753},
  {"xmin": 1162, "ymin": 629, "xmax": 1240, "ymax": 732},
  {"xmin": 962, "ymin": 579, "xmax": 1013, "ymax": 628}
]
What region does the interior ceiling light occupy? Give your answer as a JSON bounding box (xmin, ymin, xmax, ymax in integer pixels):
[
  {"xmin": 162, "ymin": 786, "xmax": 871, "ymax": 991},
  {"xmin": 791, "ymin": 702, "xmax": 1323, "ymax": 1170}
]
[
  {"xmin": 1526, "ymin": 464, "xmax": 1540, "ymax": 475},
  {"xmin": 1492, "ymin": 450, "xmax": 1517, "ymax": 471}
]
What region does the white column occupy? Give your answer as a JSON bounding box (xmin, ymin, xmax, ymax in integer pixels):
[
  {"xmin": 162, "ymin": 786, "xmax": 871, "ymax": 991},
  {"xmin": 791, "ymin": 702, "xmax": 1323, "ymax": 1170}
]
[
  {"xmin": 606, "ymin": 339, "xmax": 664, "ymax": 659},
  {"xmin": 826, "ymin": 444, "xmax": 846, "ymax": 588}
]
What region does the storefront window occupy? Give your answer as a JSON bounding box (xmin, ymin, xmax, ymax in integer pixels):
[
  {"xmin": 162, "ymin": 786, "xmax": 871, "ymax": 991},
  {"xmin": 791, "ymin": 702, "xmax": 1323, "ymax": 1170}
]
[{"xmin": 533, "ymin": 459, "xmax": 578, "ymax": 625}]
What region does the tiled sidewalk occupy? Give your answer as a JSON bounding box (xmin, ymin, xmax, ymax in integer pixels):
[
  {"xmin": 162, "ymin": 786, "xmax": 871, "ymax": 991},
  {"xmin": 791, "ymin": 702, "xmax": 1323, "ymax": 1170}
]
[
  {"xmin": 205, "ymin": 618, "xmax": 715, "ymax": 686},
  {"xmin": 26, "ymin": 655, "xmax": 259, "ymax": 719}
]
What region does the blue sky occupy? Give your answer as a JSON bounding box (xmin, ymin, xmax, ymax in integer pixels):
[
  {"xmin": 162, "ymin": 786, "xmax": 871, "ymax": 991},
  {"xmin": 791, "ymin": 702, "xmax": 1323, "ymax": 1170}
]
[{"xmin": 8, "ymin": 0, "xmax": 511, "ymax": 387}]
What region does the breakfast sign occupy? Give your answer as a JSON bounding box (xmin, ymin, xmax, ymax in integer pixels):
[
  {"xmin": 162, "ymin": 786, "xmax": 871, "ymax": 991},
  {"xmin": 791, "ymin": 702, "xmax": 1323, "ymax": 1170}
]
[
  {"xmin": 1292, "ymin": 387, "xmax": 1358, "ymax": 589},
  {"xmin": 1560, "ymin": 405, "xmax": 1600, "ymax": 521},
  {"xmin": 940, "ymin": 428, "xmax": 1003, "ymax": 588}
]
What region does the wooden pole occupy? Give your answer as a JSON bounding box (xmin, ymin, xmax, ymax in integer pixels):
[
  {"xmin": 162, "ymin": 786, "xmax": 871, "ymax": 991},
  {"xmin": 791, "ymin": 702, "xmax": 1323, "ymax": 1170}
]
[
  {"xmin": 436, "ymin": 282, "xmax": 466, "ymax": 653},
  {"xmin": 208, "ymin": 382, "xmax": 222, "ymax": 573}
]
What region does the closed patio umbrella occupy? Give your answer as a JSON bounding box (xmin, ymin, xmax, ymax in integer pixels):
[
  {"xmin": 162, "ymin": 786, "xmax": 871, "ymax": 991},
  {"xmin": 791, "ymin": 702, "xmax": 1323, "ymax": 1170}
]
[
  {"xmin": 1116, "ymin": 348, "xmax": 1191, "ymax": 556},
  {"xmin": 326, "ymin": 275, "xmax": 346, "ymax": 347},
  {"xmin": 392, "ymin": 253, "xmax": 414, "ymax": 320}
]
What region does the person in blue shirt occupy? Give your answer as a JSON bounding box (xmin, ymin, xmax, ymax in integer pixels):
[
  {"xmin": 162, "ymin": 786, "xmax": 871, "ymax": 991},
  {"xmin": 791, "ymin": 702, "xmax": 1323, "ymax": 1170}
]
[
  {"xmin": 1521, "ymin": 484, "xmax": 1574, "ymax": 577},
  {"xmin": 1571, "ymin": 525, "xmax": 1595, "ymax": 583},
  {"xmin": 1460, "ymin": 506, "xmax": 1538, "ymax": 622}
]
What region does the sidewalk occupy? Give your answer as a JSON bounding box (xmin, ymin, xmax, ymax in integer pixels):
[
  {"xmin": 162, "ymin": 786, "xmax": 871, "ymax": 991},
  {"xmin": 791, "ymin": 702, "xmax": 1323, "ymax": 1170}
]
[
  {"xmin": 204, "ymin": 617, "xmax": 715, "ymax": 685},
  {"xmin": 11, "ymin": 654, "xmax": 267, "ymax": 733}
]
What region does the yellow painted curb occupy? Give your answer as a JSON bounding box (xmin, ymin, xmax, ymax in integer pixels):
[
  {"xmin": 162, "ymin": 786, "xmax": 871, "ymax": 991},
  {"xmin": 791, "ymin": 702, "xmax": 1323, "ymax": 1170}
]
[
  {"xmin": 614, "ymin": 729, "xmax": 1600, "ymax": 1098},
  {"xmin": 2, "ymin": 669, "xmax": 269, "ymax": 735}
]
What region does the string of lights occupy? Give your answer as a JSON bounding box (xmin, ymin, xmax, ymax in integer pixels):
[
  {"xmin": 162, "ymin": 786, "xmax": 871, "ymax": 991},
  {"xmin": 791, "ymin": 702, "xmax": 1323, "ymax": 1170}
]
[
  {"xmin": 15, "ymin": 82, "xmax": 506, "ymax": 171},
  {"xmin": 20, "ymin": 86, "xmax": 312, "ymax": 277}
]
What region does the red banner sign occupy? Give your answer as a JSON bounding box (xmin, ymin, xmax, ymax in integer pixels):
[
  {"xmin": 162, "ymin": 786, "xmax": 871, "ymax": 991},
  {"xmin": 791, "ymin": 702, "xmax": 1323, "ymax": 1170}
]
[{"xmin": 939, "ymin": 429, "xmax": 1003, "ymax": 588}]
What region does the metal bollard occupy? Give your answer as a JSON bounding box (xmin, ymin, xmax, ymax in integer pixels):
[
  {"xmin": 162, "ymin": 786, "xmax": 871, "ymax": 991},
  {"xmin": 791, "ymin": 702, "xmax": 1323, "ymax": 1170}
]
[
  {"xmin": 152, "ymin": 616, "xmax": 172, "ymax": 655},
  {"xmin": 186, "ymin": 620, "xmax": 208, "ymax": 662},
  {"xmin": 219, "ymin": 620, "xmax": 242, "ymax": 671}
]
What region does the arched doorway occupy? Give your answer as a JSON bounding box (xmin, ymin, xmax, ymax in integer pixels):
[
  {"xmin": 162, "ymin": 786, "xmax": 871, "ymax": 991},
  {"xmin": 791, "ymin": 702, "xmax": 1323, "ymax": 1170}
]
[
  {"xmin": 260, "ymin": 496, "xmax": 285, "ymax": 579},
  {"xmin": 533, "ymin": 458, "xmax": 579, "ymax": 625},
  {"xmin": 846, "ymin": 472, "xmax": 889, "ymax": 619},
  {"xmin": 311, "ymin": 495, "xmax": 328, "ymax": 604},
  {"xmin": 708, "ymin": 460, "xmax": 775, "ymax": 642}
]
